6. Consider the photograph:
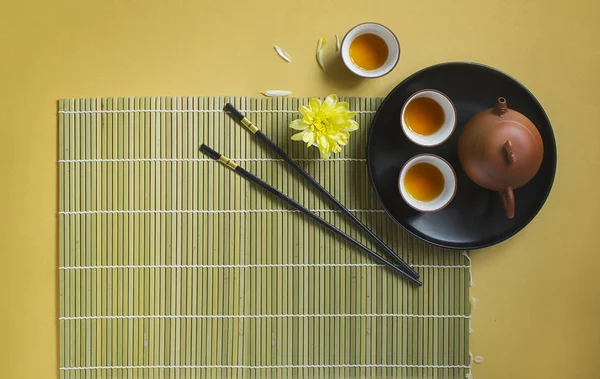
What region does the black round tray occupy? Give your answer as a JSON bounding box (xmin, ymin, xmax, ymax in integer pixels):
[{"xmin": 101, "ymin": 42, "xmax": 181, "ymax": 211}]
[{"xmin": 366, "ymin": 62, "xmax": 557, "ymax": 250}]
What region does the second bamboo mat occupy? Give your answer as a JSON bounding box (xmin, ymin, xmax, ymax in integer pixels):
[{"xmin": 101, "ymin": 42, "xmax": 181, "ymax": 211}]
[{"xmin": 59, "ymin": 96, "xmax": 471, "ymax": 378}]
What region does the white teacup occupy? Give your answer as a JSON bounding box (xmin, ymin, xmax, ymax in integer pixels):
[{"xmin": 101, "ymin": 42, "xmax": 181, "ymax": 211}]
[
  {"xmin": 398, "ymin": 154, "xmax": 457, "ymax": 212},
  {"xmin": 340, "ymin": 22, "xmax": 400, "ymax": 78},
  {"xmin": 400, "ymin": 89, "xmax": 456, "ymax": 146}
]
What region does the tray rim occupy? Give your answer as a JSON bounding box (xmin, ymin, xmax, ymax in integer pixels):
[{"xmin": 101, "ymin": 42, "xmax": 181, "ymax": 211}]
[{"xmin": 366, "ymin": 61, "xmax": 558, "ymax": 250}]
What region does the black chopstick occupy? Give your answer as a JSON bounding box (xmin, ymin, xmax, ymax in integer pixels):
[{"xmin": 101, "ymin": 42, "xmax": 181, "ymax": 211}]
[
  {"xmin": 200, "ymin": 144, "xmax": 422, "ymax": 286},
  {"xmin": 224, "ymin": 103, "xmax": 419, "ymax": 280}
]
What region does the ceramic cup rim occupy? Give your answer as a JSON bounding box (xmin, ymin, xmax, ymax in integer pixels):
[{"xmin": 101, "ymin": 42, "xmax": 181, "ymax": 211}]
[
  {"xmin": 400, "ymin": 89, "xmax": 457, "ymax": 147},
  {"xmin": 340, "ymin": 22, "xmax": 400, "ymax": 78},
  {"xmin": 398, "ymin": 154, "xmax": 458, "ymax": 212}
]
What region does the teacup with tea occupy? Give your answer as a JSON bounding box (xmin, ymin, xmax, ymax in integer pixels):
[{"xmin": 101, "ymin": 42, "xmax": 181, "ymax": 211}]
[
  {"xmin": 341, "ymin": 23, "xmax": 400, "ymax": 78},
  {"xmin": 401, "ymin": 89, "xmax": 456, "ymax": 146},
  {"xmin": 399, "ymin": 154, "xmax": 457, "ymax": 212}
]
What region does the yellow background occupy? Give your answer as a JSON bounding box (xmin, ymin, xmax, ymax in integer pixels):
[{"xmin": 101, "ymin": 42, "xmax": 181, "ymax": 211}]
[{"xmin": 1, "ymin": 0, "xmax": 599, "ymax": 378}]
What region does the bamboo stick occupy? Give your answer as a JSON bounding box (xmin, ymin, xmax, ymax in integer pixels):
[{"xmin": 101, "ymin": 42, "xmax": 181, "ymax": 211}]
[
  {"xmin": 202, "ymin": 96, "xmax": 210, "ymax": 379},
  {"xmin": 115, "ymin": 97, "xmax": 123, "ymax": 378},
  {"xmin": 152, "ymin": 96, "xmax": 161, "ymax": 379},
  {"xmin": 235, "ymin": 95, "xmax": 245, "ymax": 379},
  {"xmin": 68, "ymin": 98, "xmax": 76, "ymax": 379},
  {"xmin": 191, "ymin": 96, "xmax": 200, "ymax": 379},
  {"xmin": 247, "ymin": 98, "xmax": 255, "ymax": 379},
  {"xmin": 84, "ymin": 99, "xmax": 93, "ymax": 378},
  {"xmin": 66, "ymin": 98, "xmax": 73, "ymax": 379},
  {"xmin": 91, "ymin": 98, "xmax": 99, "ymax": 379},
  {"xmin": 217, "ymin": 96, "xmax": 226, "ymax": 379},
  {"xmin": 58, "ymin": 99, "xmax": 66, "ymax": 379},
  {"xmin": 225, "ymin": 96, "xmax": 234, "ymax": 379},
  {"xmin": 189, "ymin": 97, "xmax": 197, "ymax": 379},
  {"xmin": 277, "ymin": 98, "xmax": 285, "ymax": 379},
  {"xmin": 181, "ymin": 96, "xmax": 190, "ymax": 379},
  {"xmin": 264, "ymin": 98, "xmax": 272, "ymax": 378},
  {"xmin": 74, "ymin": 99, "xmax": 82, "ymax": 379},
  {"xmin": 82, "ymin": 98, "xmax": 91, "ymax": 379}
]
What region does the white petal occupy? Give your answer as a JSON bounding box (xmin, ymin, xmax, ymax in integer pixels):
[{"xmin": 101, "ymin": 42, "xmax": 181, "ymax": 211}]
[
  {"xmin": 261, "ymin": 90, "xmax": 292, "ymax": 97},
  {"xmin": 273, "ymin": 45, "xmax": 292, "ymax": 62}
]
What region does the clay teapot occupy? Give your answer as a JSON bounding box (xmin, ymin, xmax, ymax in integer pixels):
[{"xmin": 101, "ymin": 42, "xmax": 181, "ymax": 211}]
[{"xmin": 458, "ymin": 97, "xmax": 544, "ymax": 219}]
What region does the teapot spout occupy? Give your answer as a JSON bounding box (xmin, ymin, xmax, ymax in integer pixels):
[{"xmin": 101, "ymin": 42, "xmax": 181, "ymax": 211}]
[{"xmin": 493, "ymin": 97, "xmax": 508, "ymax": 116}]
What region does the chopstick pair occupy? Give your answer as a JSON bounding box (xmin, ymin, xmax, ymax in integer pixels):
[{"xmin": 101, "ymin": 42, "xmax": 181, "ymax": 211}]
[
  {"xmin": 223, "ymin": 104, "xmax": 420, "ymax": 280},
  {"xmin": 200, "ymin": 143, "xmax": 422, "ymax": 286}
]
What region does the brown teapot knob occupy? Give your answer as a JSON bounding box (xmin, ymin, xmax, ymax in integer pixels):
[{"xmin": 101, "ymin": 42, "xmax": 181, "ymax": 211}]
[{"xmin": 503, "ymin": 140, "xmax": 516, "ymax": 165}]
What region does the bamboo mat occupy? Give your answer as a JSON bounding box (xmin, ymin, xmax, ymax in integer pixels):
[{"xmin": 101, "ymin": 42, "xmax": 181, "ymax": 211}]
[{"xmin": 58, "ymin": 96, "xmax": 472, "ymax": 378}]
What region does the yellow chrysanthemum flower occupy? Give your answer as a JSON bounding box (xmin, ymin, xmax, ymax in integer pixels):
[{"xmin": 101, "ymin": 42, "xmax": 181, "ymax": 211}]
[{"xmin": 289, "ymin": 94, "xmax": 359, "ymax": 159}]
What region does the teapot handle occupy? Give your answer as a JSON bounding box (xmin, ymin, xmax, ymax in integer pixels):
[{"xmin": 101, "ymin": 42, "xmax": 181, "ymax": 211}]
[{"xmin": 499, "ymin": 187, "xmax": 515, "ymax": 219}]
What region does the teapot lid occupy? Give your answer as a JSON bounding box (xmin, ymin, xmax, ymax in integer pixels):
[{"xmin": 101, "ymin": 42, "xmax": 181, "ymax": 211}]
[{"xmin": 458, "ymin": 98, "xmax": 544, "ymax": 191}]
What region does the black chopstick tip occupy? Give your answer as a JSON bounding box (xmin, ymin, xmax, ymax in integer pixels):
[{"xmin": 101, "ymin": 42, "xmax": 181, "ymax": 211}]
[
  {"xmin": 224, "ymin": 103, "xmax": 245, "ymax": 122},
  {"xmin": 199, "ymin": 144, "xmax": 221, "ymax": 161}
]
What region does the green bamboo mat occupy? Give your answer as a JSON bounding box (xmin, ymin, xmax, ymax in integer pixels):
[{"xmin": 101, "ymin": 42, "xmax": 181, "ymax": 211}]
[{"xmin": 58, "ymin": 96, "xmax": 472, "ymax": 378}]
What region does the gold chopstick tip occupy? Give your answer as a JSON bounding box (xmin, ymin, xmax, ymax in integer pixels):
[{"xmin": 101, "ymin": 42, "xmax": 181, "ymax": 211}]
[
  {"xmin": 218, "ymin": 155, "xmax": 239, "ymax": 170},
  {"xmin": 241, "ymin": 117, "xmax": 259, "ymax": 134}
]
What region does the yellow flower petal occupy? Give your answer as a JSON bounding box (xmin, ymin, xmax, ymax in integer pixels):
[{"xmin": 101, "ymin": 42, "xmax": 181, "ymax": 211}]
[
  {"xmin": 302, "ymin": 131, "xmax": 315, "ymax": 144},
  {"xmin": 330, "ymin": 114, "xmax": 350, "ymax": 125},
  {"xmin": 291, "ymin": 131, "xmax": 306, "ymax": 141},
  {"xmin": 304, "ymin": 132, "xmax": 316, "ymax": 147},
  {"xmin": 331, "ymin": 131, "xmax": 349, "ymax": 140},
  {"xmin": 316, "ymin": 37, "xmax": 327, "ymax": 72},
  {"xmin": 308, "ymin": 98, "xmax": 321, "ymax": 113},
  {"xmin": 318, "ymin": 135, "xmax": 329, "ymax": 150},
  {"xmin": 289, "ymin": 119, "xmax": 309, "ymax": 130},
  {"xmin": 333, "ymin": 101, "xmax": 349, "ymax": 112},
  {"xmin": 322, "ymin": 94, "xmax": 338, "ymax": 111},
  {"xmin": 341, "ymin": 120, "xmax": 359, "ymax": 131},
  {"xmin": 298, "ymin": 105, "xmax": 311, "ymax": 116}
]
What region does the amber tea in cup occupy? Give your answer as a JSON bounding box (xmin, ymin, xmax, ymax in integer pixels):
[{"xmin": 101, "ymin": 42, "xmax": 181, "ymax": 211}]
[
  {"xmin": 349, "ymin": 33, "xmax": 389, "ymax": 71},
  {"xmin": 400, "ymin": 89, "xmax": 457, "ymax": 146},
  {"xmin": 404, "ymin": 97, "xmax": 445, "ymax": 136},
  {"xmin": 404, "ymin": 162, "xmax": 445, "ymax": 202},
  {"xmin": 399, "ymin": 154, "xmax": 457, "ymax": 212},
  {"xmin": 341, "ymin": 23, "xmax": 400, "ymax": 78}
]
